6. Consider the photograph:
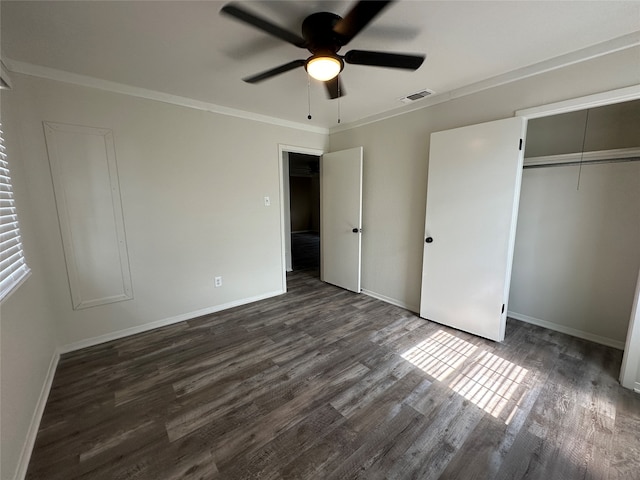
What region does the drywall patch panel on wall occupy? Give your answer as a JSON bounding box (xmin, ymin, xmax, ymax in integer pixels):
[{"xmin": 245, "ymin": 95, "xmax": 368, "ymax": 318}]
[{"xmin": 44, "ymin": 122, "xmax": 133, "ymax": 309}]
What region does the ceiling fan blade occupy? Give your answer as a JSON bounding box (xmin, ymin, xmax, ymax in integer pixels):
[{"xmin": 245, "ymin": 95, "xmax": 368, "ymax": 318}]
[
  {"xmin": 243, "ymin": 59, "xmax": 306, "ymax": 84},
  {"xmin": 221, "ymin": 3, "xmax": 307, "ymax": 48},
  {"xmin": 344, "ymin": 50, "xmax": 425, "ymax": 70},
  {"xmin": 333, "ymin": 1, "xmax": 393, "ymax": 46},
  {"xmin": 325, "ymin": 76, "xmax": 346, "ymax": 99}
]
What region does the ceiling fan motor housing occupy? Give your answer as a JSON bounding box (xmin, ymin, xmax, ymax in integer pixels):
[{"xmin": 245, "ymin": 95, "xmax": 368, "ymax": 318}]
[{"xmin": 301, "ymin": 12, "xmax": 344, "ymax": 54}]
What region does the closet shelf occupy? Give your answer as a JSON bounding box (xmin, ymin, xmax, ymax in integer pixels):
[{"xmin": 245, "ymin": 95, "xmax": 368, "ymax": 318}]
[{"xmin": 524, "ymin": 146, "xmax": 640, "ymax": 168}]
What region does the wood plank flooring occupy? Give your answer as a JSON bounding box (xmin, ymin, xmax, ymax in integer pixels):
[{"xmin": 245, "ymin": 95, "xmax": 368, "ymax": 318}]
[
  {"xmin": 26, "ymin": 270, "xmax": 640, "ymax": 479},
  {"xmin": 291, "ymin": 232, "xmax": 320, "ymax": 271}
]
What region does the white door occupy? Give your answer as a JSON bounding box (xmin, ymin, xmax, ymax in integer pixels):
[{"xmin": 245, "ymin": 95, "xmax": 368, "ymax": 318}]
[
  {"xmin": 321, "ymin": 147, "xmax": 363, "ymax": 293},
  {"xmin": 420, "ymin": 117, "xmax": 526, "ymax": 341}
]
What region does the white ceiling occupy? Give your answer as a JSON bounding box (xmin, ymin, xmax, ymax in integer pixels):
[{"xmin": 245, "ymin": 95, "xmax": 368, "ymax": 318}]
[{"xmin": 2, "ymin": 1, "xmax": 640, "ymax": 129}]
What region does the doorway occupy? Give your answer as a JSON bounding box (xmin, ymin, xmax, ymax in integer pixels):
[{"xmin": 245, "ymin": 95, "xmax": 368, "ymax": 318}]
[
  {"xmin": 278, "ymin": 144, "xmax": 324, "ymax": 292},
  {"xmin": 514, "ymin": 85, "xmax": 640, "ymax": 390},
  {"xmin": 289, "ymin": 153, "xmax": 321, "ymax": 272},
  {"xmin": 509, "ymin": 99, "xmax": 640, "ymax": 349},
  {"xmin": 278, "ymin": 144, "xmax": 364, "ymax": 295}
]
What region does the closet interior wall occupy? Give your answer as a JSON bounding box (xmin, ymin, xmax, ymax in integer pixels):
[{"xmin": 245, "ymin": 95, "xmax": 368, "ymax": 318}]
[{"xmin": 508, "ymin": 100, "xmax": 640, "ymax": 347}]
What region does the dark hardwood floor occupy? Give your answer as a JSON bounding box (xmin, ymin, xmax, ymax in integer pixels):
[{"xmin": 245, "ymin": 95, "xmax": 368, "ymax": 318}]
[
  {"xmin": 27, "ymin": 270, "xmax": 640, "ymax": 479},
  {"xmin": 291, "ymin": 232, "xmax": 320, "ymax": 271}
]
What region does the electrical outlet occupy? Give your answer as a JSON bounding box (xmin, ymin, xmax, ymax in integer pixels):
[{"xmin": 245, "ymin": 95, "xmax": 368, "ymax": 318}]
[
  {"xmin": 214, "ymin": 276, "xmax": 222, "ymax": 288},
  {"xmin": 264, "ymin": 196, "xmax": 271, "ymax": 206}
]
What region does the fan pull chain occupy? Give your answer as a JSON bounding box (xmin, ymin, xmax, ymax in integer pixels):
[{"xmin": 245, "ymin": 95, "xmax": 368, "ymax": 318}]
[
  {"xmin": 337, "ymin": 75, "xmax": 341, "ymax": 124},
  {"xmin": 576, "ymin": 109, "xmax": 590, "ymax": 190},
  {"xmin": 307, "ymin": 74, "xmax": 312, "ymax": 120}
]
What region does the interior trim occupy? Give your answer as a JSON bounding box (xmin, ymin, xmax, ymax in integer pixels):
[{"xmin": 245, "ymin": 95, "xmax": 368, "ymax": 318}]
[
  {"xmin": 516, "ymin": 84, "xmax": 640, "ymax": 119},
  {"xmin": 330, "ymin": 32, "xmax": 640, "ymax": 133},
  {"xmin": 508, "ymin": 311, "xmax": 626, "ymax": 350},
  {"xmin": 59, "ymin": 289, "xmax": 285, "ymax": 354},
  {"xmin": 3, "ymin": 59, "xmax": 329, "ymax": 135},
  {"xmin": 277, "ymin": 144, "xmax": 325, "ymax": 291},
  {"xmin": 361, "ymin": 288, "xmax": 419, "ymax": 314},
  {"xmin": 13, "ymin": 350, "xmax": 59, "ymax": 480},
  {"xmin": 4, "ymin": 31, "xmax": 638, "ymax": 136}
]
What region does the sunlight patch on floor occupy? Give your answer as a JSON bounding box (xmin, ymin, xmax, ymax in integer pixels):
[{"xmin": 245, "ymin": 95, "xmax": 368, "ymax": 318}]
[
  {"xmin": 402, "ymin": 329, "xmax": 528, "ymax": 423},
  {"xmin": 449, "ymin": 350, "xmax": 528, "ymax": 421},
  {"xmin": 401, "ymin": 330, "xmax": 478, "ymax": 381}
]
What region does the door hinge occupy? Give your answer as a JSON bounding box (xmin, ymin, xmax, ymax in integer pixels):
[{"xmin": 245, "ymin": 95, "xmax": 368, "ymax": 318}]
[
  {"xmin": 519, "ymin": 139, "xmax": 523, "ymax": 151},
  {"xmin": 501, "ymin": 303, "xmax": 505, "ymax": 314}
]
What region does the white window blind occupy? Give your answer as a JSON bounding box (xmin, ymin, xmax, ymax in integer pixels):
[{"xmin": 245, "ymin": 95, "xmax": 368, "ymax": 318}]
[{"xmin": 0, "ymin": 123, "xmax": 31, "ymax": 301}]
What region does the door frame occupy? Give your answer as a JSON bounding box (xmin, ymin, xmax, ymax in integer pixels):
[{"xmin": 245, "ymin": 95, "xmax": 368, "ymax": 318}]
[
  {"xmin": 515, "ymin": 83, "xmax": 640, "ymax": 391},
  {"xmin": 277, "ymin": 144, "xmax": 324, "ymax": 292}
]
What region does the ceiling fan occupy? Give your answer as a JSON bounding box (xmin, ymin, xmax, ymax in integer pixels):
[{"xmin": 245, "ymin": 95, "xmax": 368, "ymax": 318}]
[{"xmin": 220, "ymin": 1, "xmax": 425, "ymax": 99}]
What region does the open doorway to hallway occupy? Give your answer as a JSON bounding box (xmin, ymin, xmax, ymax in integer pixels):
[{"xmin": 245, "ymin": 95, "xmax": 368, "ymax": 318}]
[{"xmin": 289, "ymin": 153, "xmax": 320, "ymax": 272}]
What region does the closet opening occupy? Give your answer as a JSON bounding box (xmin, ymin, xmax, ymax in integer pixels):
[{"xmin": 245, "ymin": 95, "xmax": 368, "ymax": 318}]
[{"xmin": 509, "ymin": 98, "xmax": 640, "ymax": 359}]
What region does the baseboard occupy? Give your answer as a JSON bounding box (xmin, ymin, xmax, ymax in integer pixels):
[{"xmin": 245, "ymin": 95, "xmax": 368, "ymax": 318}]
[
  {"xmin": 13, "ymin": 349, "xmax": 60, "ymax": 480},
  {"xmin": 508, "ymin": 311, "xmax": 626, "ymax": 350},
  {"xmin": 361, "ymin": 289, "xmax": 419, "ymax": 313},
  {"xmin": 60, "ymin": 290, "xmax": 285, "ymax": 353},
  {"xmin": 11, "ymin": 289, "xmax": 285, "ymax": 478}
]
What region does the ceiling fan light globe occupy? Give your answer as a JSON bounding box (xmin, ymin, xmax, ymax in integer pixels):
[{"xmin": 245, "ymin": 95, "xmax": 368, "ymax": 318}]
[{"xmin": 306, "ymin": 56, "xmax": 342, "ymax": 81}]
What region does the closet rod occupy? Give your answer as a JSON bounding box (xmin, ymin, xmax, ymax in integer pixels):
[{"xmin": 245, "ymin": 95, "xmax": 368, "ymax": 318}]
[{"xmin": 523, "ymin": 156, "xmax": 640, "ymax": 169}]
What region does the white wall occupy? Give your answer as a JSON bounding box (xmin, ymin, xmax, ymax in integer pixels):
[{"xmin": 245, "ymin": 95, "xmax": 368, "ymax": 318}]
[
  {"xmin": 8, "ymin": 73, "xmax": 327, "ymax": 347},
  {"xmin": 2, "ymin": 72, "xmax": 326, "ymax": 478},
  {"xmin": 1, "ymin": 90, "xmax": 59, "ymax": 480},
  {"xmin": 509, "ymin": 162, "xmax": 640, "ymax": 346},
  {"xmin": 329, "ymin": 46, "xmax": 640, "ymax": 313},
  {"xmin": 2, "ymin": 39, "xmax": 639, "ymax": 480},
  {"xmin": 525, "ymin": 99, "xmax": 640, "ymax": 157}
]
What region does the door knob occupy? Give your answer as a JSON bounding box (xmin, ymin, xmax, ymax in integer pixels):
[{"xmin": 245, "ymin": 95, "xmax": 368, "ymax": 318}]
[
  {"xmin": 425, "ymin": 237, "xmax": 433, "ymax": 243},
  {"xmin": 352, "ymin": 228, "xmax": 361, "ymax": 233}
]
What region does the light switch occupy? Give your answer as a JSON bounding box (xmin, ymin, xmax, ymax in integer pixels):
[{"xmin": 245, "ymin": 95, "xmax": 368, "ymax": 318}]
[{"xmin": 264, "ymin": 196, "xmax": 271, "ymax": 206}]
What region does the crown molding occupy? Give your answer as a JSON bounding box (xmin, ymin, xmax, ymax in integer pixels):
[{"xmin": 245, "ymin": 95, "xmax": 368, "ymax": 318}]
[
  {"xmin": 516, "ymin": 84, "xmax": 640, "ymax": 119},
  {"xmin": 3, "ymin": 58, "xmax": 329, "ymax": 135},
  {"xmin": 4, "ymin": 29, "xmax": 639, "ymax": 137},
  {"xmin": 329, "ymin": 31, "xmax": 640, "ymax": 134}
]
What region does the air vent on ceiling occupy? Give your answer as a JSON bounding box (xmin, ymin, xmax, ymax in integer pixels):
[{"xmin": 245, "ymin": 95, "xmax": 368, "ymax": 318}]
[{"xmin": 399, "ymin": 89, "xmax": 434, "ymax": 104}]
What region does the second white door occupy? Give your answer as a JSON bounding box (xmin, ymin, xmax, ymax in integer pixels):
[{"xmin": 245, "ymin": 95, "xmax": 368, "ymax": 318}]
[
  {"xmin": 420, "ymin": 117, "xmax": 526, "ymax": 341},
  {"xmin": 321, "ymin": 147, "xmax": 363, "ymax": 293}
]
